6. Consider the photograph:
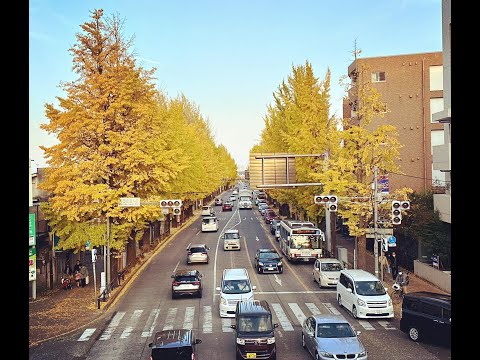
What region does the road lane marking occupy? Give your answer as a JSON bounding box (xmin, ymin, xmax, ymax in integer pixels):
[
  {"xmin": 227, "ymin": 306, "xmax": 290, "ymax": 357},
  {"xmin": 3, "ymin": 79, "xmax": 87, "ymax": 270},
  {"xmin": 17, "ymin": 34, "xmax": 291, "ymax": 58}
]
[
  {"xmin": 78, "ymin": 328, "xmax": 96, "ymax": 342},
  {"xmin": 306, "ymin": 303, "xmax": 321, "ymax": 315},
  {"xmin": 99, "ymin": 311, "xmax": 126, "ymax": 340},
  {"xmin": 222, "ymin": 318, "xmax": 233, "ymax": 332},
  {"xmin": 323, "ymin": 302, "xmax": 341, "ymax": 315},
  {"xmin": 271, "ymin": 303, "xmax": 294, "ymax": 331},
  {"xmin": 120, "ymin": 309, "xmax": 143, "ymax": 339},
  {"xmin": 288, "ymin": 303, "xmax": 307, "ymax": 325},
  {"xmin": 203, "ymin": 306, "xmax": 213, "ymax": 333},
  {"xmin": 163, "ymin": 308, "xmax": 178, "ymax": 330},
  {"xmin": 142, "ymin": 309, "xmax": 160, "ymax": 337},
  {"xmin": 377, "ymin": 320, "xmax": 396, "ymax": 330},
  {"xmin": 273, "ymin": 274, "xmax": 282, "ymax": 286},
  {"xmin": 183, "ymin": 307, "xmax": 195, "ymax": 330},
  {"xmin": 358, "ymin": 320, "xmax": 375, "ymax": 330}
]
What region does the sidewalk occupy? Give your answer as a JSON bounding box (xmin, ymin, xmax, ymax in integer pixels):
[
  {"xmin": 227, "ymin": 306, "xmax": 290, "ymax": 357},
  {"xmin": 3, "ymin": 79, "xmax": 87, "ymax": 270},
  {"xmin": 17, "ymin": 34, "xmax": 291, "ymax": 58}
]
[{"xmin": 29, "ymin": 211, "xmax": 450, "ymax": 348}]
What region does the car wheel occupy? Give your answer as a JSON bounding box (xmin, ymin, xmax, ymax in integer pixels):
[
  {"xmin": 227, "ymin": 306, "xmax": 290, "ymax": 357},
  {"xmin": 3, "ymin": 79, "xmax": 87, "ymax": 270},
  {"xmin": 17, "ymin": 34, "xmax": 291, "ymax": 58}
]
[
  {"xmin": 301, "ymin": 333, "xmax": 306, "ymax": 349},
  {"xmin": 337, "ymin": 295, "xmax": 342, "ymax": 308},
  {"xmin": 279, "ymin": 268, "xmax": 283, "ymax": 274},
  {"xmin": 258, "ymin": 266, "xmax": 262, "ymax": 274},
  {"xmin": 352, "ymin": 306, "xmax": 358, "ymax": 319},
  {"xmin": 408, "ymin": 326, "xmax": 420, "ymax": 341}
]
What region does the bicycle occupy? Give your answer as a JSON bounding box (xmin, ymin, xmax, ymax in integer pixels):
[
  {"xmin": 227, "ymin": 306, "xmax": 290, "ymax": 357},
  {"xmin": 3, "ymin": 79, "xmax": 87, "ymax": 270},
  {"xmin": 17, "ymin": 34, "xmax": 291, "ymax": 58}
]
[{"xmin": 391, "ymin": 271, "xmax": 410, "ymax": 304}]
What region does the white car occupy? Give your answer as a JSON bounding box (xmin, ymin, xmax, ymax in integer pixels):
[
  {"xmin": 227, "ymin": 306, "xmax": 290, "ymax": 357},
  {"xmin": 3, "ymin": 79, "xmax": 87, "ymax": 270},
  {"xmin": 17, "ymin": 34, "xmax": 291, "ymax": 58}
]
[
  {"xmin": 201, "ymin": 216, "xmax": 218, "ymax": 232},
  {"xmin": 229, "ymin": 195, "xmax": 236, "ymax": 202},
  {"xmin": 201, "ymin": 205, "xmax": 215, "ymax": 216},
  {"xmin": 313, "ymin": 258, "xmax": 344, "ymax": 288}
]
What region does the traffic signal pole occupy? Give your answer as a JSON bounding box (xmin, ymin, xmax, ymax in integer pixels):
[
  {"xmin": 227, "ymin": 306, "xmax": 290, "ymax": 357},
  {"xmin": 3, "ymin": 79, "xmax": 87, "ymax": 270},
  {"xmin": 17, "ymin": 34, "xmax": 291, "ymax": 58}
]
[{"xmin": 373, "ymin": 166, "xmax": 379, "ymax": 278}]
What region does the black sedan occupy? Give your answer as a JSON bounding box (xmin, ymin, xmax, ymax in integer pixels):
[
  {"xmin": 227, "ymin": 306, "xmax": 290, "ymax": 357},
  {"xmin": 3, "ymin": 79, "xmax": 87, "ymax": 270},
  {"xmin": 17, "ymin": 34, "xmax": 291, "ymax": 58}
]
[{"xmin": 254, "ymin": 248, "xmax": 283, "ymax": 274}]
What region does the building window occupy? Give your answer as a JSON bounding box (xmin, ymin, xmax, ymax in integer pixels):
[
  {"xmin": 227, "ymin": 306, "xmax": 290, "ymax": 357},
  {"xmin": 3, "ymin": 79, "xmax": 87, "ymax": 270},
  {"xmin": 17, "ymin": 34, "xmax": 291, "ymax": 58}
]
[
  {"xmin": 429, "ymin": 65, "xmax": 443, "ymax": 91},
  {"xmin": 430, "ymin": 98, "xmax": 444, "ymax": 122},
  {"xmin": 431, "ymin": 130, "xmax": 446, "ymax": 188},
  {"xmin": 371, "ymin": 71, "xmax": 385, "ymax": 82}
]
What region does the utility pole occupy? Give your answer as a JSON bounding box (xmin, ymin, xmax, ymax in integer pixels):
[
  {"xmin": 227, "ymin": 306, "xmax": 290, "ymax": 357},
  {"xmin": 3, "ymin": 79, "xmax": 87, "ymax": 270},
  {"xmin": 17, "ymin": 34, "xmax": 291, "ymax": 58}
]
[
  {"xmin": 373, "ymin": 166, "xmax": 379, "ymax": 278},
  {"xmin": 106, "ymin": 217, "xmax": 111, "ymax": 290}
]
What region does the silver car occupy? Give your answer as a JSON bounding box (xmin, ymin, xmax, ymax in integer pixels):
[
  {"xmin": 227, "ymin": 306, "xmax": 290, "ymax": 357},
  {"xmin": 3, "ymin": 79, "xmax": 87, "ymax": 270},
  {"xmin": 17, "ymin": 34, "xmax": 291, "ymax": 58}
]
[
  {"xmin": 186, "ymin": 243, "xmax": 210, "ymax": 264},
  {"xmin": 302, "ymin": 314, "xmax": 367, "ymax": 360}
]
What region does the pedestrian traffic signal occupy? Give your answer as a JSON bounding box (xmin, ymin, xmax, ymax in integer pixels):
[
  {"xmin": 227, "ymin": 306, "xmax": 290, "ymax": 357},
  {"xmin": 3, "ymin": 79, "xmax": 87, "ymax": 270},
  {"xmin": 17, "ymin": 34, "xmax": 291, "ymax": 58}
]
[{"xmin": 392, "ymin": 201, "xmax": 402, "ymax": 225}]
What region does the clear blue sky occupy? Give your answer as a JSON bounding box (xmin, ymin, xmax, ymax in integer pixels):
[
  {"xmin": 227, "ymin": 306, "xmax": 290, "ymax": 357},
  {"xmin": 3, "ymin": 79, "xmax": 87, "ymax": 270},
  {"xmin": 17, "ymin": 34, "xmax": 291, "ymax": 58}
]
[{"xmin": 29, "ymin": 0, "xmax": 442, "ymax": 171}]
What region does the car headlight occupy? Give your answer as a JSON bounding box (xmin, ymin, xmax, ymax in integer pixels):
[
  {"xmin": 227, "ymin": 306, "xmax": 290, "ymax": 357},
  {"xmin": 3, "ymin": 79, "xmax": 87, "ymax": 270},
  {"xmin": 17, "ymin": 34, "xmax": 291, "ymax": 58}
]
[
  {"xmin": 236, "ymin": 338, "xmax": 245, "ymax": 345},
  {"xmin": 258, "ymin": 262, "xmax": 264, "ymax": 266},
  {"xmin": 319, "ymin": 351, "xmax": 334, "ymax": 358},
  {"xmin": 357, "ymin": 298, "xmax": 366, "ymax": 306},
  {"xmin": 277, "ymin": 261, "xmax": 282, "ymax": 266},
  {"xmin": 359, "ymin": 350, "xmax": 367, "ymax": 357},
  {"xmin": 388, "ymin": 298, "xmax": 392, "ymax": 306},
  {"xmin": 220, "ymin": 297, "xmax": 227, "ymax": 305},
  {"xmin": 266, "ymin": 337, "xmax": 275, "ymax": 344}
]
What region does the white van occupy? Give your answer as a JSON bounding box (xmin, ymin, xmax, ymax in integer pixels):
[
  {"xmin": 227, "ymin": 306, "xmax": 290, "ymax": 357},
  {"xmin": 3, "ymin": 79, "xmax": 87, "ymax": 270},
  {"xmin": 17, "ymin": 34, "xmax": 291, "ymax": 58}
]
[
  {"xmin": 222, "ymin": 229, "xmax": 241, "ymax": 251},
  {"xmin": 201, "ymin": 205, "xmax": 214, "ymax": 216},
  {"xmin": 201, "ymin": 216, "xmax": 218, "ymax": 232},
  {"xmin": 336, "ymin": 269, "xmax": 394, "ymax": 319},
  {"xmin": 216, "ymin": 268, "xmax": 256, "ymax": 317}
]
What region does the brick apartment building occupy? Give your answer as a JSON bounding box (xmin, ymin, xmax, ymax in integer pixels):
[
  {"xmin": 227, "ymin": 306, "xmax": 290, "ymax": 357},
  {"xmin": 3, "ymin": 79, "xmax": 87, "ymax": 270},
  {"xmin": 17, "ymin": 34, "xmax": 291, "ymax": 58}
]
[{"xmin": 343, "ymin": 52, "xmax": 445, "ymax": 193}]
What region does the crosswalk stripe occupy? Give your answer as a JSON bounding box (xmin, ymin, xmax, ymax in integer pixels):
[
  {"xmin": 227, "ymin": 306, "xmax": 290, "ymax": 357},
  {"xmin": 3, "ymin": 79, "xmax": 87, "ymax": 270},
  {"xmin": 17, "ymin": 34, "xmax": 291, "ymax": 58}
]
[
  {"xmin": 100, "ymin": 311, "xmax": 126, "ymax": 340},
  {"xmin": 323, "ymin": 302, "xmax": 341, "ymax": 315},
  {"xmin": 222, "ymin": 318, "xmax": 233, "ymax": 332},
  {"xmin": 377, "ymin": 320, "xmax": 396, "ymax": 330},
  {"xmin": 183, "ymin": 307, "xmax": 195, "ymax": 330},
  {"xmin": 142, "ymin": 309, "xmax": 160, "ymax": 337},
  {"xmin": 163, "ymin": 308, "xmax": 178, "ymax": 330},
  {"xmin": 305, "ymin": 303, "xmax": 321, "ymax": 315},
  {"xmin": 78, "ymin": 328, "xmax": 96, "ymax": 342},
  {"xmin": 271, "ymin": 303, "xmax": 294, "ymax": 331},
  {"xmin": 120, "ymin": 310, "xmax": 143, "ymax": 339},
  {"xmin": 358, "ymin": 320, "xmax": 375, "ymax": 330},
  {"xmin": 203, "ymin": 306, "xmax": 213, "ymax": 333},
  {"xmin": 288, "ymin": 303, "xmax": 306, "ymax": 326}
]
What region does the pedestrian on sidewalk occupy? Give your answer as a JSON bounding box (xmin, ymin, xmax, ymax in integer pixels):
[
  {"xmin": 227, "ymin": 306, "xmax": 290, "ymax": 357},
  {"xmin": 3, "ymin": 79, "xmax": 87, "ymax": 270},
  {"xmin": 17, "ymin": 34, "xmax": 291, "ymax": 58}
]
[
  {"xmin": 381, "ymin": 253, "xmax": 390, "ymax": 279},
  {"xmin": 73, "ymin": 260, "xmax": 82, "ymax": 287},
  {"xmin": 389, "ymin": 251, "xmax": 398, "ymax": 280},
  {"xmin": 80, "ymin": 263, "xmax": 89, "ymax": 288}
]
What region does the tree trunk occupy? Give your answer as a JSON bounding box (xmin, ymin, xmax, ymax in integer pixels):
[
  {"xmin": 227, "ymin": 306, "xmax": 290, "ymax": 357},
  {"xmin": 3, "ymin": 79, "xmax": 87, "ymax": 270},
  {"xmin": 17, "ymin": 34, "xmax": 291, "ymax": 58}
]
[{"xmin": 357, "ymin": 234, "xmax": 367, "ymax": 270}]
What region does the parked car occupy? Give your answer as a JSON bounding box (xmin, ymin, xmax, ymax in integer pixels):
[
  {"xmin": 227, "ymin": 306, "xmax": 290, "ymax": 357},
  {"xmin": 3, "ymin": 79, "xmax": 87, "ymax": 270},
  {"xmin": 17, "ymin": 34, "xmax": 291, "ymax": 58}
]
[
  {"xmin": 214, "ymin": 198, "xmax": 223, "ymax": 206},
  {"xmin": 400, "ymin": 291, "xmax": 451, "ymax": 346},
  {"xmin": 254, "ymin": 248, "xmax": 283, "ymax": 274},
  {"xmin": 264, "ymin": 210, "xmax": 278, "ymax": 224},
  {"xmin": 258, "ymin": 203, "xmax": 269, "ymax": 215},
  {"xmin": 149, "ymin": 329, "xmax": 202, "ymax": 360},
  {"xmin": 186, "ymin": 243, "xmax": 210, "ymax": 264},
  {"xmin": 302, "ymin": 314, "xmax": 368, "ymax": 360},
  {"xmin": 222, "ymin": 201, "xmax": 233, "ymax": 211},
  {"xmin": 171, "ymin": 269, "xmax": 203, "ymax": 299},
  {"xmin": 313, "ymin": 258, "xmax": 344, "ymax": 288},
  {"xmin": 231, "ymin": 300, "xmax": 278, "ymax": 360}
]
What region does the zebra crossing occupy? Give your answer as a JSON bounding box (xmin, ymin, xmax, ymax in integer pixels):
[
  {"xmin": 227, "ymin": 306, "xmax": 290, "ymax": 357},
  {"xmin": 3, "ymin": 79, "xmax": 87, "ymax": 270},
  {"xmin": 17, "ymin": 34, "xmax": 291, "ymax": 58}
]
[{"xmin": 77, "ymin": 301, "xmax": 396, "ymax": 342}]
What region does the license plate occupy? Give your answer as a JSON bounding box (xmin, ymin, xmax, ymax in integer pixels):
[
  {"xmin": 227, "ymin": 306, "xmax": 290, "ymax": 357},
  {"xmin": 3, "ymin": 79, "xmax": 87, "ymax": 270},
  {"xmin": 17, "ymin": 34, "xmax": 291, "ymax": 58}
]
[
  {"xmin": 304, "ymin": 251, "xmax": 312, "ymax": 256},
  {"xmin": 246, "ymin": 353, "xmax": 257, "ymax": 359},
  {"xmin": 268, "ymin": 267, "xmax": 274, "ymax": 270}
]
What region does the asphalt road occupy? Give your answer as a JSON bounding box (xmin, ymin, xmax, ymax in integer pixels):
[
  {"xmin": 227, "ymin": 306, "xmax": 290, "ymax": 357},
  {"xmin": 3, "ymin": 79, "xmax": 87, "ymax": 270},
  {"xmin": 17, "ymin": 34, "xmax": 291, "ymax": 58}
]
[{"xmin": 28, "ymin": 190, "xmax": 451, "ymax": 360}]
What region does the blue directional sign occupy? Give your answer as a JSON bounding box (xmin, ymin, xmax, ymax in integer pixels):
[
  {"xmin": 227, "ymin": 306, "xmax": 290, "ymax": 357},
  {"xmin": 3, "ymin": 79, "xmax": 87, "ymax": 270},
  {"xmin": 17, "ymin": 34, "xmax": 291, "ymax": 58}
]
[{"xmin": 387, "ymin": 235, "xmax": 397, "ymax": 247}]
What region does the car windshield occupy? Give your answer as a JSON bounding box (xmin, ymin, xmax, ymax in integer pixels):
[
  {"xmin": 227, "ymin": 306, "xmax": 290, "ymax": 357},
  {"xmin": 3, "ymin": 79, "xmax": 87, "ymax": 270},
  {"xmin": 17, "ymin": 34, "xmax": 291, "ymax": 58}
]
[
  {"xmin": 151, "ymin": 346, "xmax": 192, "ymax": 360},
  {"xmin": 291, "ymin": 235, "xmax": 319, "ymax": 249},
  {"xmin": 238, "ymin": 315, "xmax": 273, "ymax": 333},
  {"xmin": 321, "ymin": 263, "xmax": 343, "ymax": 271},
  {"xmin": 316, "ymin": 323, "xmax": 356, "ymax": 338},
  {"xmin": 224, "ymin": 233, "xmax": 239, "ymax": 239},
  {"xmin": 190, "ymin": 247, "xmax": 206, "ymax": 253},
  {"xmin": 259, "ymin": 252, "xmax": 279, "ymax": 260},
  {"xmin": 174, "ymin": 275, "xmax": 198, "ymax": 282},
  {"xmin": 222, "ymin": 280, "xmax": 251, "ymax": 294},
  {"xmin": 355, "ymin": 280, "xmax": 386, "ymax": 295},
  {"xmin": 202, "ymin": 218, "xmax": 215, "ymax": 224}
]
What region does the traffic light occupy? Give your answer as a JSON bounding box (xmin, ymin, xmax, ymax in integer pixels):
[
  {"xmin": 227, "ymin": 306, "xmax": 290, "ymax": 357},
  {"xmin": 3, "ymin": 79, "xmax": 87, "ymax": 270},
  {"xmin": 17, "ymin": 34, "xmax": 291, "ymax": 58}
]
[
  {"xmin": 400, "ymin": 200, "xmax": 410, "ymax": 210},
  {"xmin": 173, "ymin": 199, "xmax": 182, "ymax": 208},
  {"xmin": 314, "ymin": 195, "xmax": 337, "ymax": 212},
  {"xmin": 173, "ymin": 207, "xmax": 181, "ymax": 215},
  {"xmin": 160, "ymin": 200, "xmax": 169, "ymax": 208},
  {"xmin": 391, "ymin": 201, "xmax": 402, "ymax": 225}
]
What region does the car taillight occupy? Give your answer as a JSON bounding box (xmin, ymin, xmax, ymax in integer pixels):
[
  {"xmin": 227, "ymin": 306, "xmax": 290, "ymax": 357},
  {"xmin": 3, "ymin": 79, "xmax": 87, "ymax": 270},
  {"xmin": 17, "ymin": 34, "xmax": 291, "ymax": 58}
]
[
  {"xmin": 172, "ymin": 281, "xmax": 180, "ymax": 286},
  {"xmin": 202, "ymin": 252, "xmax": 207, "ymax": 255},
  {"xmin": 192, "ymin": 281, "xmax": 200, "ymax": 285},
  {"xmin": 295, "ymin": 253, "xmax": 301, "ymax": 257},
  {"xmin": 192, "ymin": 353, "xmax": 196, "ymax": 360}
]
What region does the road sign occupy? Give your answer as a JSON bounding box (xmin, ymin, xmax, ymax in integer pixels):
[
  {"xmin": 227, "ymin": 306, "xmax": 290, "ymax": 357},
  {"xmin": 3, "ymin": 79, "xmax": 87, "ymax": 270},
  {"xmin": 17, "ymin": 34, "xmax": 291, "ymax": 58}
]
[
  {"xmin": 387, "ymin": 235, "xmax": 397, "ymax": 247},
  {"xmin": 29, "ymin": 213, "xmax": 36, "ymax": 246},
  {"xmin": 365, "ymin": 228, "xmax": 393, "ymax": 239},
  {"xmin": 29, "ymin": 246, "xmax": 36, "ymax": 281},
  {"xmin": 378, "ymin": 174, "xmax": 389, "ymax": 194},
  {"xmin": 119, "ymin": 197, "xmax": 141, "ymax": 207}
]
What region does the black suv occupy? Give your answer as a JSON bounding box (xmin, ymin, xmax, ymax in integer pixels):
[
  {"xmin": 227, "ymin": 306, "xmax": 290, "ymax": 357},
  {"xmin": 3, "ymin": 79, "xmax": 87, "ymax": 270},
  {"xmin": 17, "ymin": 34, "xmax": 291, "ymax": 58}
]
[
  {"xmin": 171, "ymin": 269, "xmax": 203, "ymax": 299},
  {"xmin": 254, "ymin": 248, "xmax": 283, "ymax": 274},
  {"xmin": 148, "ymin": 329, "xmax": 202, "ymax": 360},
  {"xmin": 400, "ymin": 291, "xmax": 451, "ymax": 346},
  {"xmin": 231, "ymin": 300, "xmax": 278, "ymax": 360}
]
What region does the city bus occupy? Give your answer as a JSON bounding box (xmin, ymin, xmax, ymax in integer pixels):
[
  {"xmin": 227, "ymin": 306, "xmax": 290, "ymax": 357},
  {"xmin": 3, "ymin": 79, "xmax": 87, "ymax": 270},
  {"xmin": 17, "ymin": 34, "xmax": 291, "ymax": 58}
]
[{"xmin": 278, "ymin": 220, "xmax": 325, "ymax": 262}]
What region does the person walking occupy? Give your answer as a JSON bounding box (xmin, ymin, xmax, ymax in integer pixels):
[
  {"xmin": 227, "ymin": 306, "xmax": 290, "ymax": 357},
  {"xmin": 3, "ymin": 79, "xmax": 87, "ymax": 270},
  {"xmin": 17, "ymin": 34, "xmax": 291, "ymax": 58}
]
[
  {"xmin": 80, "ymin": 263, "xmax": 89, "ymax": 288},
  {"xmin": 73, "ymin": 260, "xmax": 82, "ymax": 287},
  {"xmin": 389, "ymin": 251, "xmax": 398, "ymax": 280}
]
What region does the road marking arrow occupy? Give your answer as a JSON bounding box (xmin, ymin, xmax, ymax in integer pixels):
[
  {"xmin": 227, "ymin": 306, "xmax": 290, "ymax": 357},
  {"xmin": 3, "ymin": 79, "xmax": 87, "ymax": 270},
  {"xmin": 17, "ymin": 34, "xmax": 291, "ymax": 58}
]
[{"xmin": 274, "ymin": 274, "xmax": 282, "ymax": 286}]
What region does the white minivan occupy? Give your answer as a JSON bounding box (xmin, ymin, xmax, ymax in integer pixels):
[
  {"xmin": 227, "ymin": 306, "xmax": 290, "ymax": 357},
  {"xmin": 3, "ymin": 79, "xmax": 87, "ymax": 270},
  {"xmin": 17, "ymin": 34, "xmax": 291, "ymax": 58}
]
[
  {"xmin": 201, "ymin": 216, "xmax": 218, "ymax": 232},
  {"xmin": 336, "ymin": 269, "xmax": 394, "ymax": 319},
  {"xmin": 216, "ymin": 268, "xmax": 256, "ymax": 317}
]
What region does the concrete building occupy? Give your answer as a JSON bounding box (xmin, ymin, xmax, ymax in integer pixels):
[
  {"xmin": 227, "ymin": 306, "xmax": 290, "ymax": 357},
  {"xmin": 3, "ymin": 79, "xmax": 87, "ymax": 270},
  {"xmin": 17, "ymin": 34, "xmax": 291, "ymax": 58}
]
[
  {"xmin": 431, "ymin": 0, "xmax": 451, "ymax": 224},
  {"xmin": 344, "ymin": 51, "xmax": 444, "ymax": 193}
]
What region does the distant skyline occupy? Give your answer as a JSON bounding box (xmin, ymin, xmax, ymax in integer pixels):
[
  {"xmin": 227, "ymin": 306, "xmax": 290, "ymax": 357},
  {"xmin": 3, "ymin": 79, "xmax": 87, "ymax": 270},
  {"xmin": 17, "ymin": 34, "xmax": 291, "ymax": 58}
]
[{"xmin": 29, "ymin": 0, "xmax": 442, "ymax": 171}]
